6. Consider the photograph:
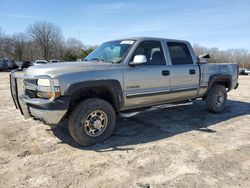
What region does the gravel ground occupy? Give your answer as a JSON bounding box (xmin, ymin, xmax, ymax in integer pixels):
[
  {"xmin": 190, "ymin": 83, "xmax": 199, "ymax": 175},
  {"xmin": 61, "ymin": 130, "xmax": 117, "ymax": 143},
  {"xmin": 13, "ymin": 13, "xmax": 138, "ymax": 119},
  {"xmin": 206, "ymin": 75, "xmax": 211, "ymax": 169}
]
[{"xmin": 0, "ymin": 72, "xmax": 250, "ymax": 188}]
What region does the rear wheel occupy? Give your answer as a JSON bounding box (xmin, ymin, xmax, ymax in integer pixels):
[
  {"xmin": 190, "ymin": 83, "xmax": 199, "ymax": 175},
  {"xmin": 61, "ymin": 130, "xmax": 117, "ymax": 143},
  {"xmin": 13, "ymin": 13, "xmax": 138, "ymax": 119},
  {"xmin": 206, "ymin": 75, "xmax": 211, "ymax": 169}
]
[
  {"xmin": 206, "ymin": 84, "xmax": 227, "ymax": 113},
  {"xmin": 68, "ymin": 98, "xmax": 116, "ymax": 146}
]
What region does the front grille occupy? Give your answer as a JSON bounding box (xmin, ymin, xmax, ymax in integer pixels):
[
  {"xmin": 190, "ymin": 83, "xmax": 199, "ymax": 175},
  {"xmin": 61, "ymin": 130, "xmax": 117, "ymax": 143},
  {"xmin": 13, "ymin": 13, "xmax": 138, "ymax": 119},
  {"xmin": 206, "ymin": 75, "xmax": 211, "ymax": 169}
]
[
  {"xmin": 25, "ymin": 89, "xmax": 36, "ymax": 98},
  {"xmin": 23, "ymin": 79, "xmax": 37, "ymax": 98},
  {"xmin": 24, "ymin": 79, "xmax": 37, "ymax": 85}
]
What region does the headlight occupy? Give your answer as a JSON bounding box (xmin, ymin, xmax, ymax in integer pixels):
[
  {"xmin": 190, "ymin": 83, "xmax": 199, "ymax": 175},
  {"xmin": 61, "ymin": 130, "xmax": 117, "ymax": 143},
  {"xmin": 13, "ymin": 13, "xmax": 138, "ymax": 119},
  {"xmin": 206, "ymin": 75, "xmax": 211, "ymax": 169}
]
[
  {"xmin": 37, "ymin": 79, "xmax": 50, "ymax": 86},
  {"xmin": 37, "ymin": 79, "xmax": 60, "ymax": 86},
  {"xmin": 36, "ymin": 79, "xmax": 61, "ymax": 99}
]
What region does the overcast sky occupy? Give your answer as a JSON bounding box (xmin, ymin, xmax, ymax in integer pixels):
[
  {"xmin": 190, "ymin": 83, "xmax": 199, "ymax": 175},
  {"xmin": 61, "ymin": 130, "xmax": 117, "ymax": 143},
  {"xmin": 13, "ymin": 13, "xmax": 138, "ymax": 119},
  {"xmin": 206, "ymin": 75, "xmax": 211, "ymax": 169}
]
[{"xmin": 0, "ymin": 0, "xmax": 249, "ymax": 50}]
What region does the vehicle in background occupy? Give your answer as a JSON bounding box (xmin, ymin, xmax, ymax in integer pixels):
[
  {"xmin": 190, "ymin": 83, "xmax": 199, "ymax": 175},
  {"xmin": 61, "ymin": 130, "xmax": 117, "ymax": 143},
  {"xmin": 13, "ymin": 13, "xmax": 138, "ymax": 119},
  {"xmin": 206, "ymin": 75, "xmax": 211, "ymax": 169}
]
[
  {"xmin": 0, "ymin": 59, "xmax": 5, "ymax": 71},
  {"xmin": 50, "ymin": 59, "xmax": 60, "ymax": 63},
  {"xmin": 20, "ymin": 61, "xmax": 32, "ymax": 70},
  {"xmin": 0, "ymin": 59, "xmax": 18, "ymax": 71},
  {"xmin": 14, "ymin": 61, "xmax": 23, "ymax": 67},
  {"xmin": 239, "ymin": 68, "xmax": 250, "ymax": 75},
  {"xmin": 33, "ymin": 60, "xmax": 49, "ymax": 66},
  {"xmin": 5, "ymin": 60, "xmax": 32, "ymax": 71},
  {"xmin": 77, "ymin": 59, "xmax": 84, "ymax": 62}
]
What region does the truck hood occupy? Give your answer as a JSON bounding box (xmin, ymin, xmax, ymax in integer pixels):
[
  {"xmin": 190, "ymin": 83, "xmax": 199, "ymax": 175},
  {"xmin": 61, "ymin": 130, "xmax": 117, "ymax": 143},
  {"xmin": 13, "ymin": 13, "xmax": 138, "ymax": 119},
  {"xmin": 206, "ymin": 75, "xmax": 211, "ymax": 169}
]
[{"xmin": 25, "ymin": 61, "xmax": 113, "ymax": 77}]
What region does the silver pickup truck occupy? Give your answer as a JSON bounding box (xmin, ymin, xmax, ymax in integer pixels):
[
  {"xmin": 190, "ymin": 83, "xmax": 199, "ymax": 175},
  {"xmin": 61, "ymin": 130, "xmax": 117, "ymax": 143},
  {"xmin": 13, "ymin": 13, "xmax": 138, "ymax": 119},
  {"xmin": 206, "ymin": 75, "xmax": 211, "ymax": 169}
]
[{"xmin": 10, "ymin": 37, "xmax": 239, "ymax": 146}]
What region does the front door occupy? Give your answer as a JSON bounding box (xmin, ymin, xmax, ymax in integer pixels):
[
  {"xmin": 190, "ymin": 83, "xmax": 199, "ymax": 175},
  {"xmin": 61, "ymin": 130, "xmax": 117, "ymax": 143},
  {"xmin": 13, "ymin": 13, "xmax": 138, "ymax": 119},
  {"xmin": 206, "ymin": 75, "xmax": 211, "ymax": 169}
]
[{"xmin": 123, "ymin": 41, "xmax": 171, "ymax": 109}]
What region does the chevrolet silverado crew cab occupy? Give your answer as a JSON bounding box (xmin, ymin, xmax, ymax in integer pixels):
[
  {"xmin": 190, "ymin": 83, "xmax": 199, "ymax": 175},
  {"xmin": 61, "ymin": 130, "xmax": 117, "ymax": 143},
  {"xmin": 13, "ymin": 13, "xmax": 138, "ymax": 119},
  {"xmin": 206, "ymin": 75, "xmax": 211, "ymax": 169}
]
[{"xmin": 10, "ymin": 37, "xmax": 239, "ymax": 146}]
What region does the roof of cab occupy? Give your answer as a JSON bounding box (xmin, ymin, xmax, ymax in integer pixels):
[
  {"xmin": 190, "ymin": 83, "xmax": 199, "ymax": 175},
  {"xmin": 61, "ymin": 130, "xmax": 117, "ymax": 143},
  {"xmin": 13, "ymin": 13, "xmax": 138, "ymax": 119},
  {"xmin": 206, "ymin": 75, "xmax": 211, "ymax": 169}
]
[{"xmin": 116, "ymin": 37, "xmax": 189, "ymax": 43}]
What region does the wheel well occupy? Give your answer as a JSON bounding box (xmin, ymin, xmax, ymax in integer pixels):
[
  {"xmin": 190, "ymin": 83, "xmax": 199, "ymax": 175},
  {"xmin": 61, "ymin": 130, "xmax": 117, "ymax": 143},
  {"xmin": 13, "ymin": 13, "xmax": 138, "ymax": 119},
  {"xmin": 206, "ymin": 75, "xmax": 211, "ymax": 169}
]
[
  {"xmin": 212, "ymin": 79, "xmax": 230, "ymax": 89},
  {"xmin": 209, "ymin": 76, "xmax": 232, "ymax": 91},
  {"xmin": 65, "ymin": 87, "xmax": 117, "ymax": 118}
]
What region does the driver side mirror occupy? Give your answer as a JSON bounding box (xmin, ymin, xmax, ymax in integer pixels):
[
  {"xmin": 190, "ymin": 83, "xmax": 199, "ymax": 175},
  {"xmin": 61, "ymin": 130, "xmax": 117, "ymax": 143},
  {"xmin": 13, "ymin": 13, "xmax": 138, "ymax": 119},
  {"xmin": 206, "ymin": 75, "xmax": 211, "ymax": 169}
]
[{"xmin": 130, "ymin": 55, "xmax": 147, "ymax": 66}]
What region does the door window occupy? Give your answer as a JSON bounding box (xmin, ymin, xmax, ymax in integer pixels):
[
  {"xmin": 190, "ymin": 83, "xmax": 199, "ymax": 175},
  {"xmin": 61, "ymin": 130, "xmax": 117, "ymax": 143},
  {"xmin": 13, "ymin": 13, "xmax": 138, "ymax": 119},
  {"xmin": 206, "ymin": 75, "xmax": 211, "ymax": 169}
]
[
  {"xmin": 167, "ymin": 42, "xmax": 193, "ymax": 65},
  {"xmin": 132, "ymin": 41, "xmax": 166, "ymax": 65}
]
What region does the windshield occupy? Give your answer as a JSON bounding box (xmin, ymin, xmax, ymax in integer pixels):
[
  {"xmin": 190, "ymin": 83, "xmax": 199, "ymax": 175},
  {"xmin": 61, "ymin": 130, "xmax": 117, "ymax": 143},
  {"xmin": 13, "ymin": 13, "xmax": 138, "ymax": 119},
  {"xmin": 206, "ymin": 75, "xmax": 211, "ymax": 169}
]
[
  {"xmin": 36, "ymin": 61, "xmax": 47, "ymax": 64},
  {"xmin": 85, "ymin": 40, "xmax": 135, "ymax": 64}
]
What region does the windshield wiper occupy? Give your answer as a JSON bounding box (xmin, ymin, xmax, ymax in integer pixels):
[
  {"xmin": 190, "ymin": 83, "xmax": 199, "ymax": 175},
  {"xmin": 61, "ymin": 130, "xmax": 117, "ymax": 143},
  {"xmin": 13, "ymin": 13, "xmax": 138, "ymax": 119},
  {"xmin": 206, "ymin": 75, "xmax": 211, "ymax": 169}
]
[
  {"xmin": 90, "ymin": 58, "xmax": 113, "ymax": 63},
  {"xmin": 91, "ymin": 57, "xmax": 104, "ymax": 61}
]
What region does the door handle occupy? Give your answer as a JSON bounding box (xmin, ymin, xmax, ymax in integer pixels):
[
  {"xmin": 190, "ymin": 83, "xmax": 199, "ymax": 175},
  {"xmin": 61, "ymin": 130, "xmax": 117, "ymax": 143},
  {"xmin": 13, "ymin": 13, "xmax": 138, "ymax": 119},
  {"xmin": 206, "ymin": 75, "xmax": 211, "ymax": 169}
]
[
  {"xmin": 162, "ymin": 70, "xmax": 170, "ymax": 76},
  {"xmin": 189, "ymin": 69, "xmax": 196, "ymax": 75}
]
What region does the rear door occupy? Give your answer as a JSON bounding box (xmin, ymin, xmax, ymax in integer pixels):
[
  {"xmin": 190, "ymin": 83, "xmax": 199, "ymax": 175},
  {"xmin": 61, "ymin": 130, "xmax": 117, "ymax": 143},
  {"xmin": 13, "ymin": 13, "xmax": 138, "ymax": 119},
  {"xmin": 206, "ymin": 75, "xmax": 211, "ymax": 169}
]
[{"xmin": 166, "ymin": 42, "xmax": 199, "ymax": 101}]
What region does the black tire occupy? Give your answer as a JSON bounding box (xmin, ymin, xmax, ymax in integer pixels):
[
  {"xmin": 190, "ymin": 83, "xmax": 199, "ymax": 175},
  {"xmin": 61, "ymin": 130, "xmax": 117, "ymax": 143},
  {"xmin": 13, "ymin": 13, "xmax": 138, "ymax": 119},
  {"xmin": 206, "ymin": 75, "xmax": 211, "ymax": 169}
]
[
  {"xmin": 68, "ymin": 98, "xmax": 116, "ymax": 146},
  {"xmin": 206, "ymin": 84, "xmax": 227, "ymax": 113}
]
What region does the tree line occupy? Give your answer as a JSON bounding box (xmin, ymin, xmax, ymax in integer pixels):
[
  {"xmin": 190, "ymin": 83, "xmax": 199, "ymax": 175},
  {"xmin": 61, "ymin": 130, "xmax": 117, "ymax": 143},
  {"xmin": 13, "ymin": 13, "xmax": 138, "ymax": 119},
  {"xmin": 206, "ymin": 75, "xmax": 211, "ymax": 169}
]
[
  {"xmin": 0, "ymin": 21, "xmax": 95, "ymax": 62},
  {"xmin": 0, "ymin": 21, "xmax": 250, "ymax": 68},
  {"xmin": 193, "ymin": 44, "xmax": 250, "ymax": 69}
]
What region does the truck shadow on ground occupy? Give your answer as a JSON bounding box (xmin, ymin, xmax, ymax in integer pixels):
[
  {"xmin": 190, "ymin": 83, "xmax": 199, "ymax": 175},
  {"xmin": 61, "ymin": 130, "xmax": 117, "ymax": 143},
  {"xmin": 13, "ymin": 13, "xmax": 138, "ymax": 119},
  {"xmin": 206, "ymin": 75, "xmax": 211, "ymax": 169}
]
[{"xmin": 51, "ymin": 99, "xmax": 250, "ymax": 151}]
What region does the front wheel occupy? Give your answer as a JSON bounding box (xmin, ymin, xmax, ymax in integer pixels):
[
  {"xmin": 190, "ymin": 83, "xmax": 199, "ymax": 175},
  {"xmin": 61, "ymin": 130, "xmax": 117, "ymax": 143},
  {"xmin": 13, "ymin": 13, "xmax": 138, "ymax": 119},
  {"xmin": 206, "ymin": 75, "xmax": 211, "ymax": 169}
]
[
  {"xmin": 206, "ymin": 84, "xmax": 227, "ymax": 113},
  {"xmin": 68, "ymin": 98, "xmax": 116, "ymax": 146}
]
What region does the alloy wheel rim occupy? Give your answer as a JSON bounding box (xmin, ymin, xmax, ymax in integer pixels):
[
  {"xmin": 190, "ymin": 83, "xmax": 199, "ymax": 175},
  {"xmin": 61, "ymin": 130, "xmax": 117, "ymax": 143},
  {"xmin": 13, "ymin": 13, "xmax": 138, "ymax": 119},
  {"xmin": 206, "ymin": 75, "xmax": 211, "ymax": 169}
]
[
  {"xmin": 216, "ymin": 91, "xmax": 224, "ymax": 107},
  {"xmin": 84, "ymin": 110, "xmax": 108, "ymax": 137}
]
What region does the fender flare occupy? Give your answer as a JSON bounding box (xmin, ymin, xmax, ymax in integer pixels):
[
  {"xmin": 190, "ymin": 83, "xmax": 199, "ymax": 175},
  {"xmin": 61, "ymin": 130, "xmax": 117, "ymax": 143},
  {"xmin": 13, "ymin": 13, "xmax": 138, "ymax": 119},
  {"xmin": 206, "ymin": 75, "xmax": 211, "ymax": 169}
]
[
  {"xmin": 208, "ymin": 74, "xmax": 232, "ymax": 90},
  {"xmin": 64, "ymin": 80, "xmax": 124, "ymax": 110}
]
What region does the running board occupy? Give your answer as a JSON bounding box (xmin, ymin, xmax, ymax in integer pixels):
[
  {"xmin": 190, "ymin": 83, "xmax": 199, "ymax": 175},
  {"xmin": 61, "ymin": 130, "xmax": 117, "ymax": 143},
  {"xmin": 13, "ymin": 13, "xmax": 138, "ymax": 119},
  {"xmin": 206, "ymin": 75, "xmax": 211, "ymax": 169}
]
[{"xmin": 119, "ymin": 101, "xmax": 193, "ymax": 118}]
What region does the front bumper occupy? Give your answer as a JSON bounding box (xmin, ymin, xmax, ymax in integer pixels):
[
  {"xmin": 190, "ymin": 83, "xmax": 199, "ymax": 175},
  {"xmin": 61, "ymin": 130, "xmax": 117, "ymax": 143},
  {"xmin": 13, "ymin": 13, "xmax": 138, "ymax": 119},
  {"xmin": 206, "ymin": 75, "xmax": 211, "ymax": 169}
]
[{"xmin": 10, "ymin": 71, "xmax": 69, "ymax": 125}]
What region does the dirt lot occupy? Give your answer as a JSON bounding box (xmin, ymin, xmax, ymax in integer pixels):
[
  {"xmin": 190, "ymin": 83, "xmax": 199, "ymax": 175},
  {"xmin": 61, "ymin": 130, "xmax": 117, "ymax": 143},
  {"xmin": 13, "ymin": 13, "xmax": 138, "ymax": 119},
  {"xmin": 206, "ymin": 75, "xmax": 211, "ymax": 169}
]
[{"xmin": 0, "ymin": 72, "xmax": 249, "ymax": 188}]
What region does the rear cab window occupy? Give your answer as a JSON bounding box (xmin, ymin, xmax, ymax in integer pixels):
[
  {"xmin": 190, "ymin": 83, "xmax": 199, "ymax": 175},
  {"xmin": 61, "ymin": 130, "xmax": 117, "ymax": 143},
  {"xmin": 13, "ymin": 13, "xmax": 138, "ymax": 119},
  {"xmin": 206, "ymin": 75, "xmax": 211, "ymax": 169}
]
[{"xmin": 167, "ymin": 42, "xmax": 194, "ymax": 65}]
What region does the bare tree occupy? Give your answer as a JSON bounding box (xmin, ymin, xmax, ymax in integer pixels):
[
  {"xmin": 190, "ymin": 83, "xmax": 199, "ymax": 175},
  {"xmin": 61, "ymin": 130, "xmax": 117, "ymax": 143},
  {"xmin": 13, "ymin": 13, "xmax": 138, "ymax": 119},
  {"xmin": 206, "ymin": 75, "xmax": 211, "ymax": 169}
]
[
  {"xmin": 0, "ymin": 28, "xmax": 3, "ymax": 42},
  {"xmin": 229, "ymin": 49, "xmax": 249, "ymax": 68},
  {"xmin": 193, "ymin": 44, "xmax": 207, "ymax": 56},
  {"xmin": 65, "ymin": 37, "xmax": 84, "ymax": 56},
  {"xmin": 12, "ymin": 32, "xmax": 27, "ymax": 61},
  {"xmin": 1, "ymin": 36, "xmax": 15, "ymax": 59},
  {"xmin": 0, "ymin": 28, "xmax": 4, "ymax": 58},
  {"xmin": 25, "ymin": 41, "xmax": 41, "ymax": 61},
  {"xmin": 51, "ymin": 38, "xmax": 65, "ymax": 60},
  {"xmin": 62, "ymin": 37, "xmax": 84, "ymax": 61},
  {"xmin": 27, "ymin": 21, "xmax": 62, "ymax": 60},
  {"xmin": 193, "ymin": 44, "xmax": 248, "ymax": 65}
]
